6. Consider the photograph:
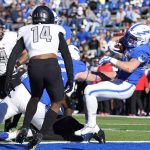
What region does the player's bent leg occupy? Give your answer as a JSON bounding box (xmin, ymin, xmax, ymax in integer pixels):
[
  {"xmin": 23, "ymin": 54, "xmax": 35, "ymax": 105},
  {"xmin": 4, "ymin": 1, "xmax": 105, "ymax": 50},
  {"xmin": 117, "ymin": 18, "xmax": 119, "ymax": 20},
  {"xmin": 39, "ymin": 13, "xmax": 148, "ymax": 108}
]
[
  {"xmin": 75, "ymin": 83, "xmax": 107, "ymax": 142},
  {"xmin": 0, "ymin": 83, "xmax": 31, "ymax": 128},
  {"xmin": 0, "ymin": 96, "xmax": 20, "ymax": 123},
  {"xmin": 75, "ymin": 84, "xmax": 99, "ymax": 136}
]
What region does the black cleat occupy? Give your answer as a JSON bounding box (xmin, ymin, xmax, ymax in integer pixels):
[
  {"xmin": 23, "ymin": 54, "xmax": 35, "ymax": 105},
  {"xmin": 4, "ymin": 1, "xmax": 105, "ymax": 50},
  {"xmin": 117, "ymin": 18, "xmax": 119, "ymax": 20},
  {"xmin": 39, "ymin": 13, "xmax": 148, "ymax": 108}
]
[
  {"xmin": 93, "ymin": 129, "xmax": 106, "ymax": 144},
  {"xmin": 82, "ymin": 133, "xmax": 94, "ymax": 142},
  {"xmin": 27, "ymin": 133, "xmax": 43, "ymax": 149},
  {"xmin": 16, "ymin": 128, "xmax": 28, "ymax": 144}
]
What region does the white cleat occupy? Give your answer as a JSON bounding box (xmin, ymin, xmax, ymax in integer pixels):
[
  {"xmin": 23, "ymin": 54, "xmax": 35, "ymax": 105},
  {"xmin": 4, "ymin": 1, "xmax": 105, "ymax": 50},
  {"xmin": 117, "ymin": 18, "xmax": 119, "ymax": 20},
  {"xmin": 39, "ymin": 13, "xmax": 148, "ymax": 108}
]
[{"xmin": 75, "ymin": 124, "xmax": 100, "ymax": 136}]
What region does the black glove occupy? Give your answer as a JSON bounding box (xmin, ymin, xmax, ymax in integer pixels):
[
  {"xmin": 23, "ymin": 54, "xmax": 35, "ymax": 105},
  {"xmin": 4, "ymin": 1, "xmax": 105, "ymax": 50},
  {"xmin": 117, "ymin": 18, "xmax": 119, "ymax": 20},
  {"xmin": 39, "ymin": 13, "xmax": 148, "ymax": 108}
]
[
  {"xmin": 91, "ymin": 71, "xmax": 111, "ymax": 81},
  {"xmin": 4, "ymin": 77, "xmax": 15, "ymax": 97},
  {"xmin": 65, "ymin": 80, "xmax": 74, "ymax": 93}
]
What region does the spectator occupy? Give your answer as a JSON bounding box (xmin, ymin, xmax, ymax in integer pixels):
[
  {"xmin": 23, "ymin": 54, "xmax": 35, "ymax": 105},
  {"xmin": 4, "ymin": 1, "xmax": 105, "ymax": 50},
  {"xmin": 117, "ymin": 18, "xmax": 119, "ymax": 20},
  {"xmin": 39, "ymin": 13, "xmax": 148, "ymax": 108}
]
[
  {"xmin": 77, "ymin": 25, "xmax": 90, "ymax": 52},
  {"xmin": 146, "ymin": 70, "xmax": 150, "ymax": 116},
  {"xmin": 99, "ymin": 34, "xmax": 108, "ymax": 55},
  {"xmin": 127, "ymin": 73, "xmax": 149, "ymax": 116},
  {"xmin": 68, "ymin": 6, "xmax": 78, "ymax": 27},
  {"xmin": 69, "ymin": 0, "xmax": 78, "ymax": 8},
  {"xmin": 88, "ymin": 0, "xmax": 98, "ymax": 12},
  {"xmin": 116, "ymin": 6, "xmax": 126, "ymax": 27},
  {"xmin": 101, "ymin": 6, "xmax": 111, "ymax": 27},
  {"xmin": 88, "ymin": 34, "xmax": 100, "ymax": 56},
  {"xmin": 124, "ymin": 1, "xmax": 130, "ymax": 13},
  {"xmin": 133, "ymin": 1, "xmax": 142, "ymax": 15},
  {"xmin": 141, "ymin": 0, "xmax": 150, "ymax": 15},
  {"xmin": 84, "ymin": 6, "xmax": 101, "ymax": 32},
  {"xmin": 124, "ymin": 4, "xmax": 141, "ymax": 23}
]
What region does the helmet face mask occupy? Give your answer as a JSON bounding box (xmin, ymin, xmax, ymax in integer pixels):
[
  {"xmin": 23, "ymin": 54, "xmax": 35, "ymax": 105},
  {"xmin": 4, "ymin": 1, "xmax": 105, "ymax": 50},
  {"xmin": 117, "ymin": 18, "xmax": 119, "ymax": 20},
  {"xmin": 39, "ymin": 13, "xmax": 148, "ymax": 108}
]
[
  {"xmin": 124, "ymin": 32, "xmax": 139, "ymax": 48},
  {"xmin": 32, "ymin": 5, "xmax": 54, "ymax": 24}
]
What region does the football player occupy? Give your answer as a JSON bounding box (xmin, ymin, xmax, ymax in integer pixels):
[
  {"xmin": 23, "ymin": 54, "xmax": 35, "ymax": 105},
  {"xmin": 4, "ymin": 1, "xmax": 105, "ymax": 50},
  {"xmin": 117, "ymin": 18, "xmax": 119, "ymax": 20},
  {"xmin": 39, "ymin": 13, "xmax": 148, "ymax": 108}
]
[
  {"xmin": 0, "ymin": 25, "xmax": 17, "ymax": 98},
  {"xmin": 75, "ymin": 23, "xmax": 150, "ymax": 137},
  {"xmin": 0, "ymin": 44, "xmax": 105, "ymax": 143},
  {"xmin": 5, "ymin": 5, "xmax": 73, "ymax": 148}
]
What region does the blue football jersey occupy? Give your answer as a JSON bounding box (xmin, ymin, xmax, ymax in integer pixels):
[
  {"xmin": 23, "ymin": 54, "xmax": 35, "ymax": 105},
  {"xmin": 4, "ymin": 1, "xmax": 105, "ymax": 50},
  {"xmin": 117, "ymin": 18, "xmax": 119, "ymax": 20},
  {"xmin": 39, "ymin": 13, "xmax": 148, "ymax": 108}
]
[
  {"xmin": 117, "ymin": 43, "xmax": 150, "ymax": 85},
  {"xmin": 57, "ymin": 53, "xmax": 87, "ymax": 86},
  {"xmin": 21, "ymin": 56, "xmax": 86, "ymax": 106}
]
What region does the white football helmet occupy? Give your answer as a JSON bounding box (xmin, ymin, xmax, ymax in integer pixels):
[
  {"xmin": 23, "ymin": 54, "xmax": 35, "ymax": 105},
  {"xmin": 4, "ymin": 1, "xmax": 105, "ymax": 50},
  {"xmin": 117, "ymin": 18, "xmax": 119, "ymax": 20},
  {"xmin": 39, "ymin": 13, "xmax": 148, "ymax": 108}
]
[
  {"xmin": 123, "ymin": 23, "xmax": 150, "ymax": 48},
  {"xmin": 68, "ymin": 45, "xmax": 80, "ymax": 60}
]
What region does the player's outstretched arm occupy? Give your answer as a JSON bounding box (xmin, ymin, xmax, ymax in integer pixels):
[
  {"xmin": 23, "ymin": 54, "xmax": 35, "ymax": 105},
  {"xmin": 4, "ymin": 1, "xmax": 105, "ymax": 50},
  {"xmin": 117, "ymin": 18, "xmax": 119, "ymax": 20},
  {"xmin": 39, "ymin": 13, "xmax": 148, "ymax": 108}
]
[{"xmin": 75, "ymin": 70, "xmax": 116, "ymax": 82}]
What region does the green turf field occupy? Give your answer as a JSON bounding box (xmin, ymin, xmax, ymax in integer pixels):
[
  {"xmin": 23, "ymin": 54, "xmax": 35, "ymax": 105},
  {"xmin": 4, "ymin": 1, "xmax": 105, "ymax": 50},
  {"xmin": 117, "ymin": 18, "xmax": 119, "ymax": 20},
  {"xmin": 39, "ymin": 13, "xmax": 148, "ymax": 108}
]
[
  {"xmin": 0, "ymin": 115, "xmax": 150, "ymax": 142},
  {"xmin": 75, "ymin": 115, "xmax": 150, "ymax": 141}
]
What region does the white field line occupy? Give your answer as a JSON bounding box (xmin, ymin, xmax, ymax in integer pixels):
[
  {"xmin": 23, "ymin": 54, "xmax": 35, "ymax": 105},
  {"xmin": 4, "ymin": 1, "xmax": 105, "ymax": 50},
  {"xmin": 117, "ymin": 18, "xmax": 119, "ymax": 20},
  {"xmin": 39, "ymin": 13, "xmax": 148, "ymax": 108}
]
[
  {"xmin": 0, "ymin": 141, "xmax": 150, "ymax": 144},
  {"xmin": 73, "ymin": 114, "xmax": 150, "ymax": 119},
  {"xmin": 101, "ymin": 124, "xmax": 150, "ymax": 126},
  {"xmin": 103, "ymin": 128, "xmax": 150, "ymax": 132},
  {"xmin": 8, "ymin": 123, "xmax": 150, "ymax": 136},
  {"xmin": 16, "ymin": 122, "xmax": 150, "ymax": 126}
]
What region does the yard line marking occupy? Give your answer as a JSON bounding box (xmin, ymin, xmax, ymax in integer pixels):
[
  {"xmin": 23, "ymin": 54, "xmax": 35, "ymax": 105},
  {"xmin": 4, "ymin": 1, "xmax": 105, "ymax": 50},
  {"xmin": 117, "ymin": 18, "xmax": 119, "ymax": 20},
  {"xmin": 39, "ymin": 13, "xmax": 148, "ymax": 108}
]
[
  {"xmin": 74, "ymin": 114, "xmax": 150, "ymax": 119},
  {"xmin": 101, "ymin": 124, "xmax": 150, "ymax": 126},
  {"xmin": 104, "ymin": 128, "xmax": 150, "ymax": 132},
  {"xmin": 17, "ymin": 122, "xmax": 150, "ymax": 126},
  {"xmin": 0, "ymin": 141, "xmax": 150, "ymax": 144}
]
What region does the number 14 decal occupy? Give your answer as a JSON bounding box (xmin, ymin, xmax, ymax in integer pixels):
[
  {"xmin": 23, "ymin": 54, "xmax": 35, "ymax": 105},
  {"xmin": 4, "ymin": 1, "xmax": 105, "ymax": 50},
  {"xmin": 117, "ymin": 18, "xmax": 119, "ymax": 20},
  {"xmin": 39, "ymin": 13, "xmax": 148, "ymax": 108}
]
[{"xmin": 31, "ymin": 26, "xmax": 52, "ymax": 43}]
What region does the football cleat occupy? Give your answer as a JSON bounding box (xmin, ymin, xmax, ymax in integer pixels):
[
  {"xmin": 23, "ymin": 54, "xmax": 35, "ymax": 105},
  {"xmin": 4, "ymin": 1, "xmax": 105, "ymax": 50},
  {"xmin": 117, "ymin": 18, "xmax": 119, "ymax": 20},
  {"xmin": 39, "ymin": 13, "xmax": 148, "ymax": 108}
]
[
  {"xmin": 93, "ymin": 129, "xmax": 106, "ymax": 144},
  {"xmin": 16, "ymin": 128, "xmax": 28, "ymax": 144},
  {"xmin": 27, "ymin": 133, "xmax": 43, "ymax": 149},
  {"xmin": 75, "ymin": 124, "xmax": 100, "ymax": 136},
  {"xmin": 82, "ymin": 133, "xmax": 94, "ymax": 142}
]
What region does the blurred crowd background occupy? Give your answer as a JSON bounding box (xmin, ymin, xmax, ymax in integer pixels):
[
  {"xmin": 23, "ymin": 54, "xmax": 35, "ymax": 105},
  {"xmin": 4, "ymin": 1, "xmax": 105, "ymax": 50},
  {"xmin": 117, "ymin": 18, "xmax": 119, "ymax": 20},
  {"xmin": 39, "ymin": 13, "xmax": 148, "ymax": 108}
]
[{"xmin": 0, "ymin": 0, "xmax": 150, "ymax": 117}]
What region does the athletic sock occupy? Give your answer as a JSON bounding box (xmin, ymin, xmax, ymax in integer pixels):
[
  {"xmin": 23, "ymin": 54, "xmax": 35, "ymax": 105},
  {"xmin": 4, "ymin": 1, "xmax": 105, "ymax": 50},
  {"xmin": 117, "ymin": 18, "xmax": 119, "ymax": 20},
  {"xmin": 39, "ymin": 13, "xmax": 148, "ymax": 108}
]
[
  {"xmin": 22, "ymin": 97, "xmax": 39, "ymax": 129},
  {"xmin": 85, "ymin": 94, "xmax": 98, "ymax": 127},
  {"xmin": 40, "ymin": 109, "xmax": 57, "ymax": 135}
]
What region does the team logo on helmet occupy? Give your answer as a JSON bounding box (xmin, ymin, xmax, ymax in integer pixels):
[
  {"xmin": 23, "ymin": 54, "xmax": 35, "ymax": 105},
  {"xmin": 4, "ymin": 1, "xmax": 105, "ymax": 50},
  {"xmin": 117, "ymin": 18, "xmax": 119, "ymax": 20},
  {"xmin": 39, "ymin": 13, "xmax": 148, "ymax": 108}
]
[{"xmin": 123, "ymin": 23, "xmax": 150, "ymax": 48}]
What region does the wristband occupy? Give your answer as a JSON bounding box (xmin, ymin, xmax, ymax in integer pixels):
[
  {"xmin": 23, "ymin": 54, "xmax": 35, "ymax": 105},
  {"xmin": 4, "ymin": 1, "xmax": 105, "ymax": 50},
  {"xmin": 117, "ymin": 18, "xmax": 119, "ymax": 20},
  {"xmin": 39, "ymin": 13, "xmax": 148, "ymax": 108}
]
[{"xmin": 110, "ymin": 58, "xmax": 118, "ymax": 65}]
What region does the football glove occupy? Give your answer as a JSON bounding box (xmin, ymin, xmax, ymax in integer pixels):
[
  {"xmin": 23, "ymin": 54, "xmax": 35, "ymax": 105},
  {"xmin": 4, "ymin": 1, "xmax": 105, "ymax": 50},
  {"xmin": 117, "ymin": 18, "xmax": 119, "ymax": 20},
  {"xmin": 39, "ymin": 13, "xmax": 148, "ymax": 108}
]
[
  {"xmin": 99, "ymin": 56, "xmax": 118, "ymax": 66},
  {"xmin": 99, "ymin": 56, "xmax": 112, "ymax": 66},
  {"xmin": 65, "ymin": 80, "xmax": 74, "ymax": 93}
]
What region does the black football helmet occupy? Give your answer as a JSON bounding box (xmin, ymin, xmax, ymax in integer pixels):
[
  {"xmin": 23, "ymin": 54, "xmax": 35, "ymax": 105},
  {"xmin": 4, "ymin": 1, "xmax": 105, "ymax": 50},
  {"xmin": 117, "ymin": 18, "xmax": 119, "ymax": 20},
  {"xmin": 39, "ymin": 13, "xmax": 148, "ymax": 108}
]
[{"xmin": 32, "ymin": 5, "xmax": 54, "ymax": 24}]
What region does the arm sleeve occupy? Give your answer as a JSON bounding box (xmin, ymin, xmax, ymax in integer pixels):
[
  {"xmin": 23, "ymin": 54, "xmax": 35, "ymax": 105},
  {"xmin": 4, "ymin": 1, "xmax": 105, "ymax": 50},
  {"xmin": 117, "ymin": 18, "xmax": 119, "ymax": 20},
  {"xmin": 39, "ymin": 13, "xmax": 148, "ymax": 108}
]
[
  {"xmin": 58, "ymin": 32, "xmax": 73, "ymax": 81},
  {"xmin": 6, "ymin": 37, "xmax": 25, "ymax": 79}
]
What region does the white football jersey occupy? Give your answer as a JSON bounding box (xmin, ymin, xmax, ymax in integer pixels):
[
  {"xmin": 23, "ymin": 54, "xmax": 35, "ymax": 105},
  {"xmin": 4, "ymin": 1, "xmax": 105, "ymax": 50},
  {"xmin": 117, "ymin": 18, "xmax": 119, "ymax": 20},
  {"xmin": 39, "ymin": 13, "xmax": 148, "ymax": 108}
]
[
  {"xmin": 17, "ymin": 24, "xmax": 66, "ymax": 58},
  {"xmin": 0, "ymin": 31, "xmax": 17, "ymax": 75}
]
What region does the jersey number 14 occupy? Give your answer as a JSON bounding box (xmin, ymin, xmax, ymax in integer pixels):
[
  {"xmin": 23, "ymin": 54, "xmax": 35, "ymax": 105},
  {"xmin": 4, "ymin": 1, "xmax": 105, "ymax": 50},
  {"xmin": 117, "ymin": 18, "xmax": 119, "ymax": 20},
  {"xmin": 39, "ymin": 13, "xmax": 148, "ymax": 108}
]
[{"xmin": 31, "ymin": 26, "xmax": 52, "ymax": 43}]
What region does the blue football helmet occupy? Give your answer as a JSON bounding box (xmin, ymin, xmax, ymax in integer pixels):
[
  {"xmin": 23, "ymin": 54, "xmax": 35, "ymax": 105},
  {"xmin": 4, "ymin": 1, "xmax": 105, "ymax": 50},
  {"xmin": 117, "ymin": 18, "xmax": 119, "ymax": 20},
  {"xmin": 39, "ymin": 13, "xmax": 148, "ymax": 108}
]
[
  {"xmin": 52, "ymin": 10, "xmax": 61, "ymax": 25},
  {"xmin": 123, "ymin": 23, "xmax": 150, "ymax": 48},
  {"xmin": 68, "ymin": 45, "xmax": 80, "ymax": 60}
]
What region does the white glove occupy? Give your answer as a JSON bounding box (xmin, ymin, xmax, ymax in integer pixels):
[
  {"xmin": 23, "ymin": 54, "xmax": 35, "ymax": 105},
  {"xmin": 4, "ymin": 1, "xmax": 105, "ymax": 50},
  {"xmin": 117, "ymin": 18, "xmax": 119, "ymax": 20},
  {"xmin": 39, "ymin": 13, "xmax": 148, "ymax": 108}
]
[
  {"xmin": 99, "ymin": 56, "xmax": 112, "ymax": 66},
  {"xmin": 99, "ymin": 56, "xmax": 118, "ymax": 66}
]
